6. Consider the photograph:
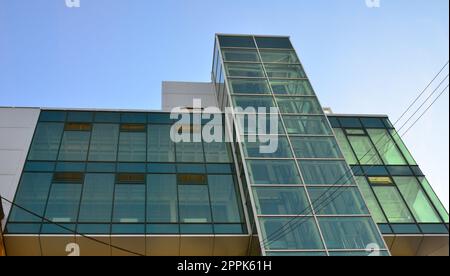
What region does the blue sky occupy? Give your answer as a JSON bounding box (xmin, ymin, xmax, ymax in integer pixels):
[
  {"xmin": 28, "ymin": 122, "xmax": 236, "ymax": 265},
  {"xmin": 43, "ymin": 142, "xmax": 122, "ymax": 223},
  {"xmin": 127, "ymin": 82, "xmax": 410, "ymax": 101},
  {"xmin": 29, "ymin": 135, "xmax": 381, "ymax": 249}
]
[{"xmin": 0, "ymin": 0, "xmax": 448, "ymax": 209}]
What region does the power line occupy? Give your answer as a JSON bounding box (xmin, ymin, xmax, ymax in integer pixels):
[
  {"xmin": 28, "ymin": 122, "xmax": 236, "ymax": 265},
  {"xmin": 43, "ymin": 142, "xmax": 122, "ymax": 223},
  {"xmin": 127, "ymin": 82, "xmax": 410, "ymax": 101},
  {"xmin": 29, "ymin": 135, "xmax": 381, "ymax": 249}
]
[{"xmin": 0, "ymin": 195, "xmax": 145, "ymax": 256}]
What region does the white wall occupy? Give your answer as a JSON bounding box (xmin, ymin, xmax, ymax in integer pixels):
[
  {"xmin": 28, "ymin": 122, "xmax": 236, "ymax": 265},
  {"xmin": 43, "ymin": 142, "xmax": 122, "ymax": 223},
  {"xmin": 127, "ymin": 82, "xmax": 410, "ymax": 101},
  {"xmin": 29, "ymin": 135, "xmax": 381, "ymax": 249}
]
[
  {"xmin": 162, "ymin": 81, "xmax": 218, "ymax": 111},
  {"xmin": 0, "ymin": 108, "xmax": 40, "ymax": 229}
]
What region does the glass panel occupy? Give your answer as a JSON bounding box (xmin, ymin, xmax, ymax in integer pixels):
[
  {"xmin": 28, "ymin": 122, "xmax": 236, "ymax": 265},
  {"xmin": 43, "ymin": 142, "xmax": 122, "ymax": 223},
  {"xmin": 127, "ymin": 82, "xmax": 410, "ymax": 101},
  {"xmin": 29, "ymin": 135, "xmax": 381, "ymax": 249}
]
[
  {"xmin": 147, "ymin": 124, "xmax": 175, "ymax": 162},
  {"xmin": 236, "ymin": 114, "xmax": 285, "ymax": 135},
  {"xmin": 276, "ymin": 97, "xmax": 322, "ymax": 114},
  {"xmin": 228, "ymin": 79, "xmax": 271, "ymax": 94},
  {"xmin": 270, "ymin": 79, "xmax": 314, "ymax": 95},
  {"xmin": 360, "ymin": 118, "xmax": 385, "ymax": 128},
  {"xmin": 242, "ymin": 136, "xmax": 292, "ymax": 158},
  {"xmin": 219, "ymin": 36, "xmax": 256, "ymax": 48},
  {"xmin": 178, "ymin": 185, "xmax": 211, "ymax": 223},
  {"xmin": 283, "ymin": 116, "xmax": 332, "ymax": 135},
  {"xmin": 319, "ymin": 217, "xmax": 386, "ymax": 250},
  {"xmin": 67, "ymin": 112, "xmax": 93, "ymax": 122},
  {"xmin": 112, "ymin": 184, "xmax": 145, "ymax": 223},
  {"xmin": 298, "ymin": 160, "xmax": 354, "ymax": 185},
  {"xmin": 333, "ymin": 128, "xmax": 358, "ymax": 164},
  {"xmin": 44, "ymin": 184, "xmax": 82, "ymax": 223},
  {"xmin": 39, "ymin": 111, "xmax": 66, "ymax": 122},
  {"xmin": 354, "ymin": 176, "xmax": 387, "ymax": 223},
  {"xmin": 233, "ymin": 96, "xmax": 276, "ymax": 110},
  {"xmin": 255, "ymin": 37, "xmax": 293, "ymax": 49},
  {"xmin": 367, "ymin": 129, "xmax": 406, "ymax": 165},
  {"xmin": 118, "ymin": 132, "xmax": 146, "ymax": 162},
  {"xmin": 94, "ymin": 112, "xmax": 120, "ymax": 123},
  {"xmin": 147, "ymin": 174, "xmax": 178, "ymax": 223},
  {"xmin": 260, "ymin": 50, "xmax": 299, "ymax": 63},
  {"xmin": 260, "ymin": 217, "xmax": 324, "ymax": 250},
  {"xmin": 121, "ymin": 113, "xmax": 147, "ymax": 124},
  {"xmin": 78, "ymin": 174, "xmax": 114, "ymax": 222},
  {"xmin": 209, "ymin": 175, "xmax": 242, "ymax": 223},
  {"xmin": 387, "ymin": 166, "xmax": 413, "ymax": 176},
  {"xmin": 339, "ymin": 118, "xmax": 362, "ymax": 128},
  {"xmin": 180, "ymin": 224, "xmax": 213, "ymax": 234},
  {"xmin": 58, "ymin": 131, "xmax": 90, "ymax": 161},
  {"xmin": 389, "ymin": 129, "xmax": 417, "ymax": 165},
  {"xmin": 264, "ymin": 64, "xmax": 306, "ymax": 79},
  {"xmin": 372, "ymin": 186, "xmax": 414, "ymax": 223},
  {"xmin": 8, "ymin": 173, "xmax": 52, "ymax": 222},
  {"xmin": 28, "ymin": 123, "xmax": 64, "ymax": 161},
  {"xmin": 291, "ymin": 137, "xmax": 342, "ymax": 158},
  {"xmin": 221, "ymin": 49, "xmax": 260, "ymax": 62},
  {"xmin": 247, "ymin": 160, "xmax": 302, "ymax": 185},
  {"xmin": 175, "ymin": 142, "xmax": 205, "ymax": 163},
  {"xmin": 177, "ymin": 164, "xmax": 206, "ymax": 174},
  {"xmin": 329, "ymin": 251, "xmax": 390, "ymax": 257},
  {"xmin": 88, "ymin": 124, "xmax": 119, "ymax": 161},
  {"xmin": 253, "ymin": 187, "xmax": 309, "ymax": 215},
  {"xmin": 394, "ymin": 177, "xmax": 442, "ymax": 223},
  {"xmin": 225, "ymin": 63, "xmax": 265, "ymax": 77},
  {"xmin": 204, "ymin": 142, "xmax": 231, "ymax": 163},
  {"xmin": 418, "ymin": 177, "xmax": 449, "ymax": 222},
  {"xmin": 309, "ymin": 187, "xmax": 369, "ymax": 215},
  {"xmin": 347, "ymin": 135, "xmax": 383, "ymax": 165}
]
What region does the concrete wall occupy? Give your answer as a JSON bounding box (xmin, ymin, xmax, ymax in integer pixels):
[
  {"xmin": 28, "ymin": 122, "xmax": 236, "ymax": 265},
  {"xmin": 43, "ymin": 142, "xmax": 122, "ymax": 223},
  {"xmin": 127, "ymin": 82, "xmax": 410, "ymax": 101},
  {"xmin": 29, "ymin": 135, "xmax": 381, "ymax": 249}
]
[
  {"xmin": 162, "ymin": 81, "xmax": 218, "ymax": 111},
  {"xmin": 0, "ymin": 107, "xmax": 40, "ymax": 229}
]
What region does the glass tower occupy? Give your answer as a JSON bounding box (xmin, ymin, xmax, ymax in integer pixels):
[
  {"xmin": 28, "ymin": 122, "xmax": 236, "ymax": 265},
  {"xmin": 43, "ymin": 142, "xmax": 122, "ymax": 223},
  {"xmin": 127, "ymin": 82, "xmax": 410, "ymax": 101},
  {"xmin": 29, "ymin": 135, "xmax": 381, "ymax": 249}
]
[{"xmin": 212, "ymin": 35, "xmax": 388, "ymax": 256}]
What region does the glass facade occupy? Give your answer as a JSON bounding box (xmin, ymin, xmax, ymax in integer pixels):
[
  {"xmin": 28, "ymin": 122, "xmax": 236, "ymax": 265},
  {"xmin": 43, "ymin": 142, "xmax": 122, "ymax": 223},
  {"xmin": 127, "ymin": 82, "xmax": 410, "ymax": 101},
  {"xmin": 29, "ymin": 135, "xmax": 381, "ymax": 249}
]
[
  {"xmin": 330, "ymin": 115, "xmax": 449, "ymax": 235},
  {"xmin": 213, "ymin": 35, "xmax": 388, "ymax": 256},
  {"xmin": 6, "ymin": 111, "xmax": 246, "ymax": 235}
]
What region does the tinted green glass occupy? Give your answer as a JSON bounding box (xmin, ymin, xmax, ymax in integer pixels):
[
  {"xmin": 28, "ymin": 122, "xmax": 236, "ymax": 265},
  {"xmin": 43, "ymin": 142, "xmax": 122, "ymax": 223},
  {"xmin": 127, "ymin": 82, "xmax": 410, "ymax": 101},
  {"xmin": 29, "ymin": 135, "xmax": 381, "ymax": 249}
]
[
  {"xmin": 147, "ymin": 174, "xmax": 178, "ymax": 223},
  {"xmin": 260, "ymin": 50, "xmax": 299, "ymax": 63},
  {"xmin": 255, "ymin": 37, "xmax": 293, "ymax": 49},
  {"xmin": 147, "ymin": 124, "xmax": 175, "ymax": 162},
  {"xmin": 347, "ymin": 135, "xmax": 383, "ymax": 165},
  {"xmin": 175, "ymin": 142, "xmax": 205, "ymax": 163},
  {"xmin": 203, "ymin": 142, "xmax": 231, "ymax": 163},
  {"xmin": 389, "ymin": 129, "xmax": 417, "ymax": 165},
  {"xmin": 298, "ymin": 160, "xmax": 354, "ymax": 185},
  {"xmin": 418, "ymin": 177, "xmax": 449, "ymax": 222},
  {"xmin": 291, "ymin": 136, "xmax": 342, "ymax": 158},
  {"xmin": 319, "ymin": 217, "xmax": 386, "ymax": 250},
  {"xmin": 367, "ymin": 129, "xmax": 407, "ymax": 165},
  {"xmin": 243, "ymin": 136, "xmax": 292, "ymax": 158},
  {"xmin": 372, "ymin": 186, "xmax": 414, "ymax": 223},
  {"xmin": 264, "ymin": 64, "xmax": 306, "ymax": 79},
  {"xmin": 394, "ymin": 177, "xmax": 442, "ymax": 223},
  {"xmin": 28, "ymin": 123, "xmax": 64, "ymax": 160},
  {"xmin": 67, "ymin": 112, "xmax": 94, "ymax": 122},
  {"xmin": 225, "ymin": 63, "xmax": 265, "ymax": 77},
  {"xmin": 309, "ymin": 187, "xmax": 369, "ymax": 215},
  {"xmin": 283, "ymin": 116, "xmax": 332, "ymax": 135},
  {"xmin": 276, "ymin": 97, "xmax": 322, "ymax": 114},
  {"xmin": 247, "ymin": 160, "xmax": 302, "ymax": 185},
  {"xmin": 44, "ymin": 183, "xmax": 82, "ymax": 223},
  {"xmin": 219, "ymin": 36, "xmax": 256, "ymax": 48},
  {"xmin": 88, "ymin": 124, "xmax": 119, "ymax": 161},
  {"xmin": 236, "ymin": 114, "xmax": 285, "ymax": 135},
  {"xmin": 113, "ymin": 184, "xmax": 145, "ymax": 223},
  {"xmin": 78, "ymin": 174, "xmax": 115, "ymax": 223},
  {"xmin": 260, "ymin": 217, "xmax": 324, "ymax": 250},
  {"xmin": 209, "ymin": 175, "xmax": 243, "ymax": 223},
  {"xmin": 270, "ymin": 79, "xmax": 314, "ymax": 95},
  {"xmin": 233, "ymin": 96, "xmax": 276, "ymax": 110},
  {"xmin": 118, "ymin": 132, "xmax": 146, "ymax": 162},
  {"xmin": 58, "ymin": 131, "xmax": 91, "ymax": 161},
  {"xmin": 8, "ymin": 173, "xmax": 53, "ymax": 222},
  {"xmin": 178, "ymin": 185, "xmax": 212, "ymax": 223},
  {"xmin": 228, "ymin": 79, "xmax": 271, "ymax": 94},
  {"xmin": 221, "ymin": 49, "xmax": 260, "ymax": 62},
  {"xmin": 333, "ymin": 128, "xmax": 358, "ymax": 164},
  {"xmin": 253, "ymin": 187, "xmax": 309, "ymax": 215},
  {"xmin": 354, "ymin": 176, "xmax": 387, "ymax": 223}
]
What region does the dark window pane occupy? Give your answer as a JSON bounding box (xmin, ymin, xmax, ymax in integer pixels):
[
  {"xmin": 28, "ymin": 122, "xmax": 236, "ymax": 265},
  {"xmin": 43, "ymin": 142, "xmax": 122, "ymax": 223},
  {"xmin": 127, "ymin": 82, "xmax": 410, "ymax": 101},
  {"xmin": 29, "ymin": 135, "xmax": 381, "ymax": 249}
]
[
  {"xmin": 309, "ymin": 187, "xmax": 369, "ymax": 215},
  {"xmin": 113, "ymin": 184, "xmax": 145, "ymax": 223},
  {"xmin": 298, "ymin": 160, "xmax": 354, "ymax": 185},
  {"xmin": 94, "ymin": 112, "xmax": 120, "ymax": 123},
  {"xmin": 24, "ymin": 161, "xmax": 55, "ymax": 172},
  {"xmin": 39, "ymin": 111, "xmax": 66, "ymax": 122},
  {"xmin": 247, "ymin": 160, "xmax": 302, "ymax": 185},
  {"xmin": 178, "ymin": 185, "xmax": 212, "ymax": 223},
  {"xmin": 147, "ymin": 124, "xmax": 175, "ymax": 162},
  {"xmin": 78, "ymin": 174, "xmax": 115, "ymax": 222},
  {"xmin": 228, "ymin": 79, "xmax": 271, "ymax": 94},
  {"xmin": 270, "ymin": 79, "xmax": 314, "ymax": 95},
  {"xmin": 86, "ymin": 162, "xmax": 116, "ymax": 173},
  {"xmin": 147, "ymin": 174, "xmax": 178, "ymax": 223},
  {"xmin": 147, "ymin": 163, "xmax": 176, "ymax": 173},
  {"xmin": 121, "ymin": 113, "xmax": 147, "ymax": 124},
  {"xmin": 276, "ymin": 97, "xmax": 322, "ymax": 114},
  {"xmin": 255, "ymin": 37, "xmax": 293, "ymax": 49},
  {"xmin": 118, "ymin": 132, "xmax": 146, "ymax": 162},
  {"xmin": 177, "ymin": 164, "xmax": 206, "ymax": 174},
  {"xmin": 206, "ymin": 164, "xmax": 233, "ymax": 174},
  {"xmin": 146, "ymin": 224, "xmax": 179, "ymax": 234},
  {"xmin": 253, "ymin": 187, "xmax": 309, "ymax": 215},
  {"xmin": 339, "ymin": 118, "xmax": 362, "ymax": 128},
  {"xmin": 221, "ymin": 49, "xmax": 260, "ymax": 62},
  {"xmin": 390, "ymin": 224, "xmax": 420, "ymax": 234},
  {"xmin": 67, "ymin": 112, "xmax": 93, "ymax": 122},
  {"xmin": 219, "ymin": 36, "xmax": 256, "ymax": 48},
  {"xmin": 209, "ymin": 175, "xmax": 243, "ymax": 223},
  {"xmin": 327, "ymin": 117, "xmax": 340, "ymax": 128},
  {"xmin": 117, "ymin": 163, "xmax": 146, "ymax": 173},
  {"xmin": 180, "ymin": 224, "xmax": 214, "ymax": 234},
  {"xmin": 55, "ymin": 162, "xmax": 85, "ymax": 172},
  {"xmin": 387, "ymin": 166, "xmax": 413, "ymax": 176},
  {"xmin": 44, "ymin": 183, "xmax": 82, "ymax": 223},
  {"xmin": 214, "ymin": 224, "xmax": 246, "ymax": 234},
  {"xmin": 360, "ymin": 118, "xmax": 385, "ymax": 128},
  {"xmin": 88, "ymin": 124, "xmax": 119, "ymax": 162},
  {"xmin": 28, "ymin": 123, "xmax": 64, "ymax": 161}
]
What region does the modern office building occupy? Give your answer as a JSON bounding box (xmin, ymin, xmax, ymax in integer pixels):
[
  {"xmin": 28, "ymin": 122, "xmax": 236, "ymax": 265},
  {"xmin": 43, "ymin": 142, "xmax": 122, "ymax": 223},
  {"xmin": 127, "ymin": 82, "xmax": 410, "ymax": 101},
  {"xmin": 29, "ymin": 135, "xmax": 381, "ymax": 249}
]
[{"xmin": 0, "ymin": 34, "xmax": 448, "ymax": 256}]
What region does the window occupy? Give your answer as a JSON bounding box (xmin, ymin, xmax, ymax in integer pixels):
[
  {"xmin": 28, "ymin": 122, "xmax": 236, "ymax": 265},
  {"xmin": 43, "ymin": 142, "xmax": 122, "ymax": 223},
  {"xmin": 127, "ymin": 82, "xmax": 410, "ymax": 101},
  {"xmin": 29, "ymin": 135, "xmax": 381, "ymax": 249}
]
[
  {"xmin": 283, "ymin": 116, "xmax": 332, "ymax": 135},
  {"xmin": 270, "ymin": 79, "xmax": 314, "ymax": 95},
  {"xmin": 290, "ymin": 137, "xmax": 342, "ymax": 158},
  {"xmin": 118, "ymin": 131, "xmax": 146, "ymax": 162},
  {"xmin": 225, "ymin": 63, "xmax": 265, "ymax": 77},
  {"xmin": 28, "ymin": 123, "xmax": 64, "ymax": 160},
  {"xmin": 259, "ymin": 50, "xmax": 299, "ymax": 63},
  {"xmin": 175, "ymin": 142, "xmax": 205, "ymax": 163},
  {"xmin": 8, "ymin": 173, "xmax": 53, "ymax": 222},
  {"xmin": 298, "ymin": 160, "xmax": 354, "ymax": 185},
  {"xmin": 347, "ymin": 135, "xmax": 383, "ymax": 165},
  {"xmin": 228, "ymin": 79, "xmax": 271, "ymax": 94},
  {"xmin": 209, "ymin": 175, "xmax": 243, "ymax": 223},
  {"xmin": 121, "ymin": 113, "xmax": 147, "ymax": 124},
  {"xmin": 67, "ymin": 112, "xmax": 94, "ymax": 122},
  {"xmin": 255, "ymin": 37, "xmax": 293, "ymax": 49},
  {"xmin": 264, "ymin": 64, "xmax": 306, "ymax": 79},
  {"xmin": 78, "ymin": 174, "xmax": 115, "ymax": 223},
  {"xmin": 221, "ymin": 49, "xmax": 260, "ymax": 62},
  {"xmin": 219, "ymin": 36, "xmax": 256, "ymax": 48},
  {"xmin": 94, "ymin": 112, "xmax": 121, "ymax": 123},
  {"xmin": 147, "ymin": 124, "xmax": 175, "ymax": 162},
  {"xmin": 333, "ymin": 128, "xmax": 358, "ymax": 164},
  {"xmin": 418, "ymin": 177, "xmax": 449, "ymax": 223},
  {"xmin": 113, "ymin": 183, "xmax": 145, "ymax": 223},
  {"xmin": 318, "ymin": 217, "xmax": 386, "ymax": 250},
  {"xmin": 253, "ymin": 187, "xmax": 309, "ymax": 215},
  {"xmin": 177, "ymin": 174, "xmax": 207, "ymax": 185},
  {"xmin": 389, "ymin": 129, "xmax": 417, "ymax": 165},
  {"xmin": 233, "ymin": 96, "xmax": 276, "ymax": 110},
  {"xmin": 368, "ymin": 177, "xmax": 393, "ymax": 185},
  {"xmin": 44, "ymin": 183, "xmax": 82, "ymax": 223},
  {"xmin": 372, "ymin": 186, "xmax": 414, "ymax": 223},
  {"xmin": 178, "ymin": 185, "xmax": 212, "ymax": 223},
  {"xmin": 260, "ymin": 217, "xmax": 324, "ymax": 250},
  {"xmin": 360, "ymin": 118, "xmax": 385, "ymax": 128},
  {"xmin": 39, "ymin": 111, "xmax": 66, "ymax": 122},
  {"xmin": 203, "ymin": 142, "xmax": 231, "ymax": 163},
  {"xmin": 309, "ymin": 187, "xmax": 369, "ymax": 215},
  {"xmin": 58, "ymin": 131, "xmax": 91, "ymax": 161},
  {"xmin": 243, "ymin": 136, "xmax": 292, "ymax": 158},
  {"xmin": 247, "ymin": 160, "xmax": 302, "ymax": 185},
  {"xmin": 147, "ymin": 174, "xmax": 178, "ymax": 223},
  {"xmin": 394, "ymin": 177, "xmax": 442, "ymax": 223},
  {"xmin": 367, "ymin": 129, "xmax": 406, "ymax": 165},
  {"xmin": 236, "ymin": 114, "xmax": 285, "ymax": 135},
  {"xmin": 339, "ymin": 118, "xmax": 362, "ymax": 128},
  {"xmin": 276, "ymin": 97, "xmax": 322, "ymax": 114},
  {"xmin": 355, "ymin": 176, "xmax": 387, "ymax": 223},
  {"xmin": 88, "ymin": 124, "xmax": 119, "ymax": 161}
]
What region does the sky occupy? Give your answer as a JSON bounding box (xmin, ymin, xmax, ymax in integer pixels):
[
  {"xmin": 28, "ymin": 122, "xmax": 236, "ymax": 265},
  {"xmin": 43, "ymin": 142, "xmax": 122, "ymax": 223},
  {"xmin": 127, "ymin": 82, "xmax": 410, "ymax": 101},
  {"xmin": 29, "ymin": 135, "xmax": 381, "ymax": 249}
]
[{"xmin": 0, "ymin": 0, "xmax": 448, "ymax": 209}]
